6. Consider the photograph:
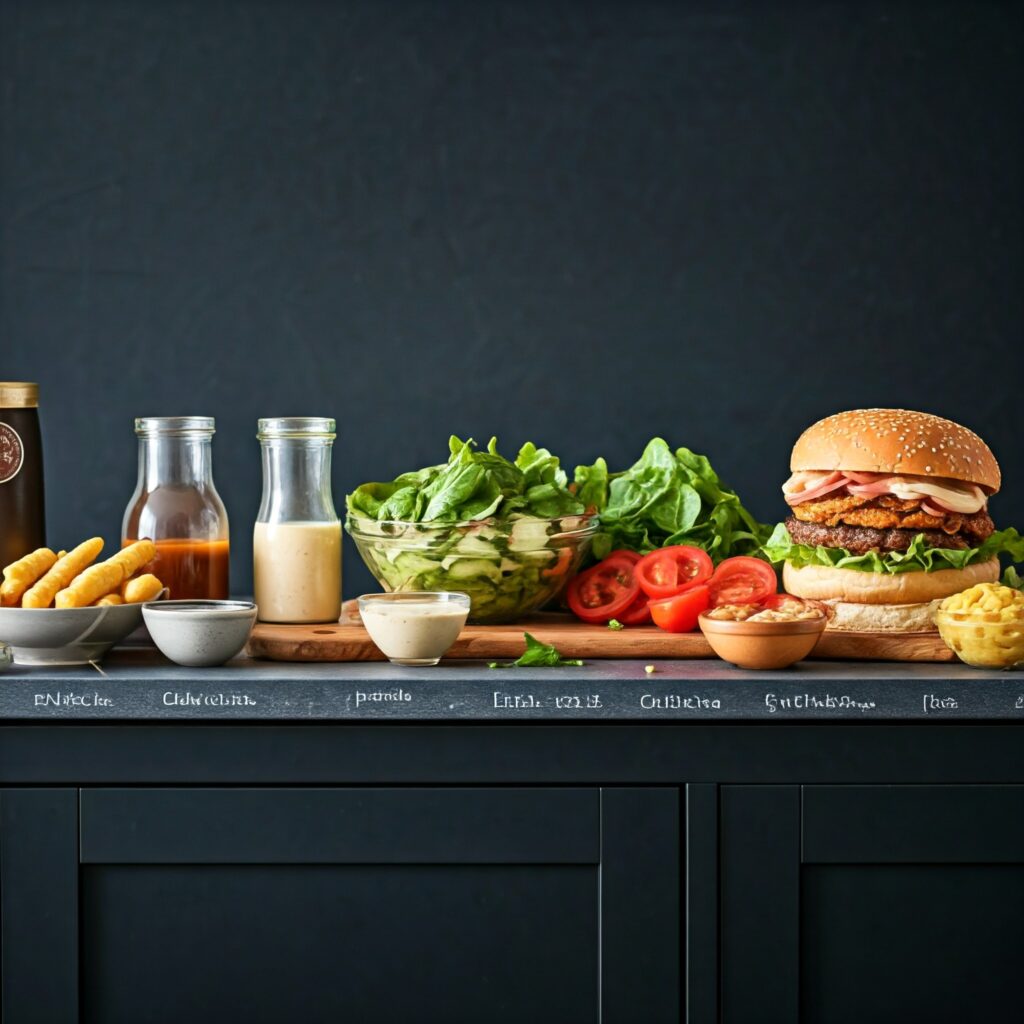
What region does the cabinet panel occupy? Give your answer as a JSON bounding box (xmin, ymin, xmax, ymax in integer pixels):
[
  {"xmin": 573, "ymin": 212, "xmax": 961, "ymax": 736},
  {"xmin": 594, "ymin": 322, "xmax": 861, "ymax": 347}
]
[
  {"xmin": 799, "ymin": 784, "xmax": 1024, "ymax": 1023},
  {"xmin": 77, "ymin": 786, "xmax": 605, "ymax": 1022},
  {"xmin": 685, "ymin": 783, "xmax": 718, "ymax": 1024},
  {"xmin": 600, "ymin": 787, "xmax": 680, "ymax": 1024},
  {"xmin": 802, "ymin": 864, "xmax": 1024, "ymax": 1024},
  {"xmin": 720, "ymin": 784, "xmax": 1024, "ymax": 1024},
  {"xmin": 803, "ymin": 785, "xmax": 1024, "ymax": 863},
  {"xmin": 720, "ymin": 785, "xmax": 800, "ymax": 1024},
  {"xmin": 3, "ymin": 785, "xmax": 679, "ymax": 1023},
  {"xmin": 0, "ymin": 789, "xmax": 78, "ymax": 1024},
  {"xmin": 80, "ymin": 787, "xmax": 598, "ymax": 863},
  {"xmin": 82, "ymin": 862, "xmax": 596, "ymax": 1024}
]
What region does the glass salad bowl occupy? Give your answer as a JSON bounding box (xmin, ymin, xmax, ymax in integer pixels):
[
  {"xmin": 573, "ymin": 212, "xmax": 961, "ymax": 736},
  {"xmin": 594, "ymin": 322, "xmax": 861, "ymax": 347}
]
[{"xmin": 345, "ymin": 513, "xmax": 597, "ymax": 624}]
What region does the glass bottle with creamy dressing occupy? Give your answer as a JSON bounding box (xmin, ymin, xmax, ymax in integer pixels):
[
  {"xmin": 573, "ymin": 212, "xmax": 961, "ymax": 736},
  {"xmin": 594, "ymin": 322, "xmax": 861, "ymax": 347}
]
[{"xmin": 253, "ymin": 417, "xmax": 341, "ymax": 623}]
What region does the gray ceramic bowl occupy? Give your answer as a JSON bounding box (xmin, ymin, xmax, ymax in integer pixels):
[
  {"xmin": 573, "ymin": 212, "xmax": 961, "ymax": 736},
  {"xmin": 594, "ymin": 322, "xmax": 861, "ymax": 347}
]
[
  {"xmin": 0, "ymin": 601, "xmax": 152, "ymax": 666},
  {"xmin": 142, "ymin": 600, "xmax": 257, "ymax": 667}
]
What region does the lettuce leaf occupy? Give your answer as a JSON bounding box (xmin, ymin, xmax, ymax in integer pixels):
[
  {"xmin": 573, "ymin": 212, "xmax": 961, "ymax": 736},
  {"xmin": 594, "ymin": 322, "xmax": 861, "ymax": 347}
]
[
  {"xmin": 1004, "ymin": 565, "xmax": 1024, "ymax": 591},
  {"xmin": 574, "ymin": 438, "xmax": 772, "ymax": 562},
  {"xmin": 573, "ymin": 457, "xmax": 609, "ymax": 511},
  {"xmin": 763, "ymin": 522, "xmax": 1024, "ymax": 575}
]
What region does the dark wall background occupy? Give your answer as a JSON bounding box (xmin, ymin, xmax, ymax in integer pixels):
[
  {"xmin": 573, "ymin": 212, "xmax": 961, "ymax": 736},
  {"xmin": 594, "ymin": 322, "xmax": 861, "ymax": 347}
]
[{"xmin": 1, "ymin": 0, "xmax": 1021, "ymax": 597}]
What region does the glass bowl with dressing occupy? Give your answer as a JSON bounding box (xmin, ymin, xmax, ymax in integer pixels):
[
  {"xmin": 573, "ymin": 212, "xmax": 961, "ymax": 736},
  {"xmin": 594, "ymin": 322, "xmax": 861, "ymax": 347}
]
[{"xmin": 357, "ymin": 591, "xmax": 471, "ymax": 666}]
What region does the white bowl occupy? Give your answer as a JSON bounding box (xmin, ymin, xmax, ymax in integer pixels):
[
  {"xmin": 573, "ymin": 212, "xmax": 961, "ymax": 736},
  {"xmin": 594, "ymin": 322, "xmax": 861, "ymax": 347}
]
[
  {"xmin": 0, "ymin": 601, "xmax": 151, "ymax": 666},
  {"xmin": 142, "ymin": 600, "xmax": 257, "ymax": 667}
]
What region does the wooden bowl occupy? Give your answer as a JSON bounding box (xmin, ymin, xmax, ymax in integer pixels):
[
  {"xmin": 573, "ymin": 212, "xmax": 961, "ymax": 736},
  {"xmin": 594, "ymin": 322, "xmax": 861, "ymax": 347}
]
[{"xmin": 698, "ymin": 612, "xmax": 825, "ymax": 670}]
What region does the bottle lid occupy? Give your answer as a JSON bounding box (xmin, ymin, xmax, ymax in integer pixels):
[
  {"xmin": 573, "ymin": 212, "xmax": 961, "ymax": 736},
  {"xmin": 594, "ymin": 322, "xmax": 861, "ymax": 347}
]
[
  {"xmin": 0, "ymin": 382, "xmax": 39, "ymax": 408},
  {"xmin": 135, "ymin": 416, "xmax": 215, "ymax": 437},
  {"xmin": 257, "ymin": 417, "xmax": 336, "ymax": 440}
]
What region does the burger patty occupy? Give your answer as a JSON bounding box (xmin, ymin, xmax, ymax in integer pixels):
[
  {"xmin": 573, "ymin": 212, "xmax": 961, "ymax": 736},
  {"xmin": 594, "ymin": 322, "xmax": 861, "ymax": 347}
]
[
  {"xmin": 790, "ymin": 494, "xmax": 995, "ymax": 540},
  {"xmin": 785, "ymin": 515, "xmax": 994, "ymax": 556}
]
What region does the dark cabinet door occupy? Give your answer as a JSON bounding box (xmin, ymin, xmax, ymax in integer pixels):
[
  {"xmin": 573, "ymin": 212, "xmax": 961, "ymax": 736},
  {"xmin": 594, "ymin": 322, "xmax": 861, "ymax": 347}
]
[
  {"xmin": 1, "ymin": 786, "xmax": 678, "ymax": 1024},
  {"xmin": 719, "ymin": 785, "xmax": 1024, "ymax": 1024}
]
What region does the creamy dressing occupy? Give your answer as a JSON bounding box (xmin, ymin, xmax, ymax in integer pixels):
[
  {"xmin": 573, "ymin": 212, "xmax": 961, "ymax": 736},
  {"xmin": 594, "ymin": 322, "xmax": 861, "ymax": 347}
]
[
  {"xmin": 359, "ymin": 600, "xmax": 468, "ymax": 664},
  {"xmin": 253, "ymin": 521, "xmax": 341, "ymax": 623}
]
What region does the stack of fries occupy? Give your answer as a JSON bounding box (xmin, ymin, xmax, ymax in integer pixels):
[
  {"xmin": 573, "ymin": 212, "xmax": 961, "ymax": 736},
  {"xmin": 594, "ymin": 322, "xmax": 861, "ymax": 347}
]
[{"xmin": 1, "ymin": 539, "xmax": 165, "ymax": 608}]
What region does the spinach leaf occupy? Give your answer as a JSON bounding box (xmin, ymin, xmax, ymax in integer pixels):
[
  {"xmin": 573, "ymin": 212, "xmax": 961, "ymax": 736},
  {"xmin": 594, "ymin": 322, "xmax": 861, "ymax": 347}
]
[
  {"xmin": 488, "ymin": 632, "xmax": 583, "ymax": 668},
  {"xmin": 575, "ymin": 438, "xmax": 771, "ymax": 563},
  {"xmin": 346, "ymin": 436, "xmax": 585, "ymax": 525},
  {"xmin": 376, "ymin": 486, "xmax": 419, "ymax": 522}
]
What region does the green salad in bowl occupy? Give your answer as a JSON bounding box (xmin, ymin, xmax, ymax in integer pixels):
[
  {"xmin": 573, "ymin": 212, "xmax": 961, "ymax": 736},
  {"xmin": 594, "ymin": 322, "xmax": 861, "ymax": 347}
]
[{"xmin": 345, "ymin": 437, "xmax": 596, "ymax": 623}]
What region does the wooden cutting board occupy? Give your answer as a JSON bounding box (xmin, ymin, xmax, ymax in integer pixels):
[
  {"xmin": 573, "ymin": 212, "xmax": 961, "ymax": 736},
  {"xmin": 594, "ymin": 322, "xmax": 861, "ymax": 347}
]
[{"xmin": 247, "ymin": 604, "xmax": 955, "ymax": 663}]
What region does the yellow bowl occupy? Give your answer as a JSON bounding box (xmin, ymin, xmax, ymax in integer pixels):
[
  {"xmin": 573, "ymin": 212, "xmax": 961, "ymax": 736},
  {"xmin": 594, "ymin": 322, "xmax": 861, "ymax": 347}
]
[{"xmin": 935, "ymin": 609, "xmax": 1024, "ymax": 669}]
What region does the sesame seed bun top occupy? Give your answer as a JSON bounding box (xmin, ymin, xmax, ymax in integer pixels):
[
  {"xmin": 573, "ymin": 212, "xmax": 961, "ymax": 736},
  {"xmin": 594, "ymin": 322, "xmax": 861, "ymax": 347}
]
[{"xmin": 789, "ymin": 408, "xmax": 1001, "ymax": 492}]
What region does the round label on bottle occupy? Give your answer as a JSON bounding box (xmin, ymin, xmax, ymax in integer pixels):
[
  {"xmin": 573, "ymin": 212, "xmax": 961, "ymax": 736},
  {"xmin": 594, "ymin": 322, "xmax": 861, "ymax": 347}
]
[{"xmin": 0, "ymin": 422, "xmax": 25, "ymax": 483}]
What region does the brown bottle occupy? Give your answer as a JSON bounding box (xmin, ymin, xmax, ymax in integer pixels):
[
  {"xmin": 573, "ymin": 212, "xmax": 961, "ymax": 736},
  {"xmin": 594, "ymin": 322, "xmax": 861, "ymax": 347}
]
[{"xmin": 0, "ymin": 382, "xmax": 46, "ymax": 570}]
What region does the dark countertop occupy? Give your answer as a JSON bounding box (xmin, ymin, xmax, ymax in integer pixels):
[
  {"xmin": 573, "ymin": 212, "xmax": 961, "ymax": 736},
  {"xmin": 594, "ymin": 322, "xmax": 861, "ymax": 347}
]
[{"xmin": 2, "ymin": 645, "xmax": 1022, "ymax": 721}]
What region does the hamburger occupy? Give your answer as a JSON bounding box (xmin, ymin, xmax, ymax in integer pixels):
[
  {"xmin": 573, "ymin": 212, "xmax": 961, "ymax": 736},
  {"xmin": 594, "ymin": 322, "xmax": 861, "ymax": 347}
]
[{"xmin": 765, "ymin": 409, "xmax": 1024, "ymax": 631}]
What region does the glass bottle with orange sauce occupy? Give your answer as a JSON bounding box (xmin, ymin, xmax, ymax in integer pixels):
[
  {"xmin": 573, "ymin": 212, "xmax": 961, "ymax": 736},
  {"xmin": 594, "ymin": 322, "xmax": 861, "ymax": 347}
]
[{"xmin": 122, "ymin": 417, "xmax": 229, "ymax": 599}]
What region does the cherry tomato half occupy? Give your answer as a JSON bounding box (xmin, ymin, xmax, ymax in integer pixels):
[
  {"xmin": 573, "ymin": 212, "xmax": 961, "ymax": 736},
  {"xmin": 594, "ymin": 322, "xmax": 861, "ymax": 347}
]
[
  {"xmin": 567, "ymin": 555, "xmax": 641, "ymax": 623},
  {"xmin": 618, "ymin": 593, "xmax": 652, "ymax": 626},
  {"xmin": 649, "ymin": 584, "xmax": 711, "ymax": 633},
  {"xmin": 707, "ymin": 556, "xmax": 778, "ymax": 607},
  {"xmin": 636, "ymin": 545, "xmax": 714, "ymax": 599}
]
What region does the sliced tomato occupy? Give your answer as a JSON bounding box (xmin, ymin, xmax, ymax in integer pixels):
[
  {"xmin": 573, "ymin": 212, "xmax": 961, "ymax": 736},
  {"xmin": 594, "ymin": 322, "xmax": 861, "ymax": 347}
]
[
  {"xmin": 707, "ymin": 556, "xmax": 777, "ymax": 607},
  {"xmin": 636, "ymin": 545, "xmax": 714, "ymax": 599},
  {"xmin": 649, "ymin": 584, "xmax": 711, "ymax": 633},
  {"xmin": 606, "ymin": 549, "xmax": 642, "ymax": 564},
  {"xmin": 567, "ymin": 556, "xmax": 641, "ymax": 623},
  {"xmin": 618, "ymin": 593, "xmax": 652, "ymax": 626}
]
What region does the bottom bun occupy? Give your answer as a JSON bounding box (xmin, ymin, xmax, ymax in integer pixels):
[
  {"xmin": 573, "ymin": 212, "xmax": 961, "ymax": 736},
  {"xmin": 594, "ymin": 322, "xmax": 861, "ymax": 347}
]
[
  {"xmin": 783, "ymin": 559, "xmax": 999, "ymax": 606},
  {"xmin": 821, "ymin": 599, "xmax": 943, "ymax": 633}
]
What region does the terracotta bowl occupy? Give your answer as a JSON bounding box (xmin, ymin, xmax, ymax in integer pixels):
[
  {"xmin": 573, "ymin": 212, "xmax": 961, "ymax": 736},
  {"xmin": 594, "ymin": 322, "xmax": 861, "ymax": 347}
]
[{"xmin": 698, "ymin": 612, "xmax": 825, "ymax": 670}]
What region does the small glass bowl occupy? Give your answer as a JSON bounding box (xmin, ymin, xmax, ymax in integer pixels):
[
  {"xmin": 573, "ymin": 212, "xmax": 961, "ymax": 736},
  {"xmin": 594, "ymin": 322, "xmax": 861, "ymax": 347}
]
[
  {"xmin": 357, "ymin": 591, "xmax": 471, "ymax": 666},
  {"xmin": 935, "ymin": 609, "xmax": 1024, "ymax": 669}
]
